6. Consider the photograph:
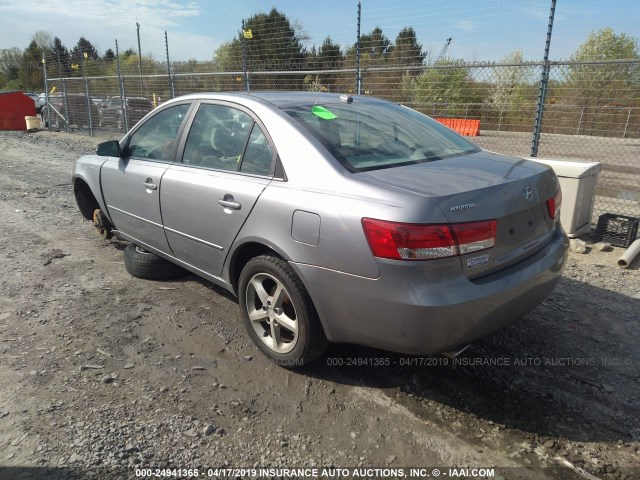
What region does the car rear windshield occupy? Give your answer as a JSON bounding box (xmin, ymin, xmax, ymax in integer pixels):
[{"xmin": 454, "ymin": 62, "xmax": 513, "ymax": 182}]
[
  {"xmin": 284, "ymin": 100, "xmax": 480, "ymax": 172},
  {"xmin": 128, "ymin": 99, "xmax": 151, "ymax": 108}
]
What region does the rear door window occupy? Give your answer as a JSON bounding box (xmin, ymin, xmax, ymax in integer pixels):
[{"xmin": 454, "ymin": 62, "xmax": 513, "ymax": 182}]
[{"xmin": 182, "ymin": 103, "xmax": 254, "ymax": 171}]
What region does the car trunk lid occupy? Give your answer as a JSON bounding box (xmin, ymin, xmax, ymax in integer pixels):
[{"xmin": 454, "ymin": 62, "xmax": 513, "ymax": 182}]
[{"xmin": 359, "ymin": 151, "xmax": 561, "ymax": 278}]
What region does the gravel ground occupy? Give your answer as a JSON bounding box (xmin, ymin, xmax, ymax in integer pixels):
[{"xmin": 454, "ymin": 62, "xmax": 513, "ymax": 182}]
[{"xmin": 0, "ymin": 130, "xmax": 639, "ymax": 480}]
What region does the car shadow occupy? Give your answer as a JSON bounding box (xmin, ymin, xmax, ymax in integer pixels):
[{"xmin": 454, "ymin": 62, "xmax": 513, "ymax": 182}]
[{"xmin": 302, "ymin": 277, "xmax": 640, "ymax": 444}]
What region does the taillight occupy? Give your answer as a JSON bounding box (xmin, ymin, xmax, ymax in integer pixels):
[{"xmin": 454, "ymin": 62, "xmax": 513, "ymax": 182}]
[
  {"xmin": 362, "ymin": 218, "xmax": 496, "ymax": 261},
  {"xmin": 546, "ymin": 188, "xmax": 562, "ymax": 219},
  {"xmin": 452, "ymin": 220, "xmax": 497, "ymax": 254}
]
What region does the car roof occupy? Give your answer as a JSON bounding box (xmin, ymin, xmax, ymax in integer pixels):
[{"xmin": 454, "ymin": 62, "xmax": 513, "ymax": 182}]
[
  {"xmin": 249, "ymin": 91, "xmax": 363, "ymax": 107},
  {"xmin": 171, "ymin": 91, "xmax": 382, "ymax": 110}
]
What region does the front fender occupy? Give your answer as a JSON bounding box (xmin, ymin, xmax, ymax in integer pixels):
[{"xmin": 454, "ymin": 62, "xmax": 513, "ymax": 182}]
[{"xmin": 72, "ymin": 154, "xmax": 110, "ymax": 221}]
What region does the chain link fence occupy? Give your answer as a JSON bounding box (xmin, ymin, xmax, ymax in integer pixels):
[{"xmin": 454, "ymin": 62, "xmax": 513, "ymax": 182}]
[{"xmin": 40, "ymin": 51, "xmax": 640, "ymax": 224}]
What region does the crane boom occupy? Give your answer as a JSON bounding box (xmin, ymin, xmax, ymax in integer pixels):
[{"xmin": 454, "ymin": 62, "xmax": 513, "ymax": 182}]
[{"xmin": 434, "ymin": 37, "xmax": 452, "ymax": 64}]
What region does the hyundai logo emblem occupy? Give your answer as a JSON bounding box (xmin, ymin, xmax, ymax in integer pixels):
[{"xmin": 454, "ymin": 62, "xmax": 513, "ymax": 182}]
[{"xmin": 522, "ymin": 186, "xmax": 536, "ymax": 201}]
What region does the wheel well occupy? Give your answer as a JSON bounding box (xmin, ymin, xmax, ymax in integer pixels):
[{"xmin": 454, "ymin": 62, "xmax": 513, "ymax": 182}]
[
  {"xmin": 230, "ymin": 242, "xmax": 279, "ymax": 294},
  {"xmin": 73, "ymin": 179, "xmax": 100, "ymax": 220}
]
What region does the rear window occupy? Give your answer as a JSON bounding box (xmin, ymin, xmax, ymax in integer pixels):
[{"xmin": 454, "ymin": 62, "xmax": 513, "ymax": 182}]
[
  {"xmin": 284, "ymin": 101, "xmax": 479, "ymax": 172},
  {"xmin": 128, "ymin": 99, "xmax": 151, "ymax": 109}
]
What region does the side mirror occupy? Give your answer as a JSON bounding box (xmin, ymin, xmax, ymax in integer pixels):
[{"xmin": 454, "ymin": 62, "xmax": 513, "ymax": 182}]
[{"xmin": 96, "ymin": 140, "xmax": 121, "ymax": 157}]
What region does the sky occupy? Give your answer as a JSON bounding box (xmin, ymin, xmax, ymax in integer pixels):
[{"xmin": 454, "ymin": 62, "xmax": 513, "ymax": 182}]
[{"xmin": 0, "ymin": 0, "xmax": 638, "ymax": 62}]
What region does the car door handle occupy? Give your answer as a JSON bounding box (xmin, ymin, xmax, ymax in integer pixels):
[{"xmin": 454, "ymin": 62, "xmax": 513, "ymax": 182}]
[
  {"xmin": 218, "ymin": 199, "xmax": 241, "ymax": 210},
  {"xmin": 143, "ymin": 180, "xmax": 157, "ymax": 190}
]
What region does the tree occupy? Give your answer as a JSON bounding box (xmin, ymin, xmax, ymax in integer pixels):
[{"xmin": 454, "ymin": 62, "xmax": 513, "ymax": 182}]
[
  {"xmin": 391, "ymin": 27, "xmax": 425, "ymax": 68},
  {"xmin": 361, "ymin": 27, "xmax": 392, "ymax": 63},
  {"xmin": 345, "ymin": 27, "xmax": 392, "ymax": 69},
  {"xmin": 19, "ymin": 40, "xmax": 43, "ymax": 91},
  {"xmin": 72, "ymin": 37, "xmax": 100, "ymax": 61},
  {"xmin": 0, "ymin": 47, "xmax": 22, "ymax": 87},
  {"xmin": 49, "ymin": 37, "xmax": 71, "ymax": 77},
  {"xmin": 567, "ymin": 28, "xmax": 640, "ymax": 105},
  {"xmin": 70, "ymin": 37, "xmax": 100, "ymax": 74},
  {"xmin": 212, "ymin": 8, "xmax": 308, "ymax": 90},
  {"xmin": 571, "ymin": 27, "xmax": 639, "ymax": 61},
  {"xmin": 213, "ymin": 40, "xmax": 242, "ymax": 72},
  {"xmin": 304, "ymin": 37, "xmax": 344, "ymax": 91},
  {"xmin": 488, "ymin": 50, "xmax": 537, "ymax": 128},
  {"xmin": 565, "ymin": 28, "xmax": 640, "ymax": 136},
  {"xmin": 316, "ymin": 37, "xmax": 343, "ymax": 70},
  {"xmin": 405, "ymin": 59, "xmax": 481, "ymax": 116},
  {"xmin": 31, "ymin": 30, "xmax": 54, "ymax": 53},
  {"xmin": 103, "ymin": 48, "xmax": 116, "ymax": 62},
  {"xmin": 213, "ymin": 9, "xmax": 307, "ymax": 72}
]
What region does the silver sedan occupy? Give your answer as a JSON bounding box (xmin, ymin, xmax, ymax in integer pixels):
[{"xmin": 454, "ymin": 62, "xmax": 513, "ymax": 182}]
[{"xmin": 72, "ymin": 92, "xmax": 568, "ymax": 367}]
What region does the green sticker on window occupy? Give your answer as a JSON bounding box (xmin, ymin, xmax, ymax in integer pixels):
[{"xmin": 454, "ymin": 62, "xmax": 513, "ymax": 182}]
[{"xmin": 312, "ymin": 105, "xmax": 337, "ymax": 120}]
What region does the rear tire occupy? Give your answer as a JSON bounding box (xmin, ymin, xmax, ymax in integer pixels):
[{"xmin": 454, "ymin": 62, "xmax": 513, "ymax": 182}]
[
  {"xmin": 238, "ymin": 254, "xmax": 328, "ymax": 368},
  {"xmin": 123, "ymin": 244, "xmax": 185, "ymax": 281}
]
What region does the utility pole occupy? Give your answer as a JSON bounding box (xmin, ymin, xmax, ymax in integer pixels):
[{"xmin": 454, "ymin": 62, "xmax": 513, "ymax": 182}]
[{"xmin": 530, "ymin": 0, "xmax": 556, "ymax": 157}]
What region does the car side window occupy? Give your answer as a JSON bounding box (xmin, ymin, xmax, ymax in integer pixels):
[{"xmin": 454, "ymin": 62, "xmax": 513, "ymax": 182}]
[
  {"xmin": 126, "ymin": 103, "xmax": 190, "ymax": 161},
  {"xmin": 182, "ymin": 104, "xmax": 253, "ymax": 171},
  {"xmin": 240, "ymin": 125, "xmax": 273, "ymax": 176}
]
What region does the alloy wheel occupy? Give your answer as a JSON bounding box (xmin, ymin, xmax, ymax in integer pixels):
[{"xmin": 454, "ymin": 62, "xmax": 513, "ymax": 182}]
[{"xmin": 245, "ymin": 272, "xmax": 298, "ymax": 354}]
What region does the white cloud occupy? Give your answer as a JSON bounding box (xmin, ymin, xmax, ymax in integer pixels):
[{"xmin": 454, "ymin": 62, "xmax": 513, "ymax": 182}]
[
  {"xmin": 456, "ymin": 20, "xmax": 474, "ymax": 31},
  {"xmin": 0, "ymin": 0, "xmax": 218, "ymax": 60}
]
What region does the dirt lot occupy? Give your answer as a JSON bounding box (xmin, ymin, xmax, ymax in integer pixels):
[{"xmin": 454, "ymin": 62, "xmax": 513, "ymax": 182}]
[{"xmin": 0, "ymin": 130, "xmax": 639, "ymax": 480}]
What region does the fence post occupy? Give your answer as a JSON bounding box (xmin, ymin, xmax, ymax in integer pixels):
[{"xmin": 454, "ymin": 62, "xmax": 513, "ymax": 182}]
[
  {"xmin": 576, "ymin": 106, "xmax": 585, "ymax": 135},
  {"xmin": 61, "ymin": 77, "xmax": 70, "ymax": 134},
  {"xmin": 115, "ymin": 39, "xmax": 129, "ymax": 132},
  {"xmin": 42, "ymin": 52, "xmax": 49, "ymax": 129},
  {"xmin": 84, "ymin": 77, "xmax": 93, "ymax": 137},
  {"xmin": 56, "ymin": 49, "xmax": 70, "ymax": 133},
  {"xmin": 81, "ymin": 55, "xmax": 94, "ymax": 137},
  {"xmin": 242, "ymin": 20, "xmax": 249, "ymax": 92},
  {"xmin": 530, "ymin": 0, "xmax": 556, "ymax": 157},
  {"xmin": 623, "ymin": 107, "xmax": 632, "ymax": 138},
  {"xmin": 165, "ymin": 31, "xmax": 175, "ymax": 99},
  {"xmin": 355, "ymin": 2, "xmax": 362, "ymax": 95},
  {"xmin": 136, "ymin": 22, "xmax": 144, "ymax": 97}
]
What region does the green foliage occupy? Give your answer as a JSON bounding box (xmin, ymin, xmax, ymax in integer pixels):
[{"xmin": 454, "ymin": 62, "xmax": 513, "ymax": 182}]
[
  {"xmin": 483, "ymin": 50, "xmax": 539, "ymax": 130},
  {"xmin": 305, "ymin": 37, "xmax": 344, "ymax": 91},
  {"xmin": 19, "ymin": 41, "xmax": 44, "ymax": 91},
  {"xmin": 103, "ymin": 49, "xmax": 116, "ymax": 62},
  {"xmin": 0, "ymin": 47, "xmax": 22, "ymax": 85},
  {"xmin": 50, "ymin": 37, "xmax": 71, "ymax": 77},
  {"xmin": 307, "ymin": 37, "xmax": 343, "ymax": 70},
  {"xmin": 213, "ymin": 8, "xmax": 307, "ymax": 74},
  {"xmin": 31, "ymin": 31, "xmax": 54, "ymax": 52},
  {"xmin": 406, "ymin": 59, "xmax": 482, "ymax": 115},
  {"xmin": 360, "ymin": 27, "xmax": 392, "ymax": 64},
  {"xmin": 391, "ymin": 27, "xmax": 425, "ymax": 68},
  {"xmin": 213, "ymin": 41, "xmax": 242, "ymax": 72},
  {"xmin": 571, "ymin": 28, "xmax": 639, "ymax": 61},
  {"xmin": 71, "ymin": 37, "xmax": 100, "ymax": 64},
  {"xmin": 567, "ymin": 28, "xmax": 640, "ymax": 106}
]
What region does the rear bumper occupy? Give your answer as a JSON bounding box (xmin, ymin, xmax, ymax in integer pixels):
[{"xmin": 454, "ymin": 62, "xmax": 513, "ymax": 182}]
[{"xmin": 293, "ymin": 227, "xmax": 568, "ymax": 355}]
